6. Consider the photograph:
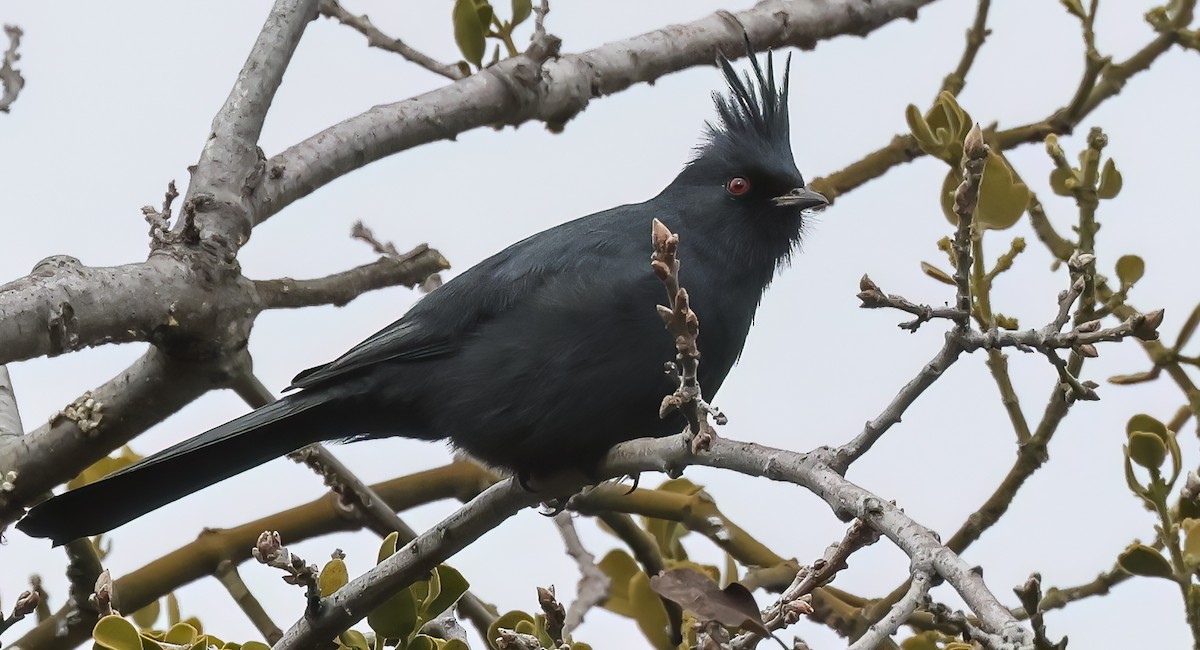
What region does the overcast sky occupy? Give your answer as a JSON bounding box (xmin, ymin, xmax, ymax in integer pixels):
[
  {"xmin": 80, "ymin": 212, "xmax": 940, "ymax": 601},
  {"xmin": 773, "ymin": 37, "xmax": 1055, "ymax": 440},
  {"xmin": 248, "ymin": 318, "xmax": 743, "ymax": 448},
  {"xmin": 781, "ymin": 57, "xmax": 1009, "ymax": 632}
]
[{"xmin": 2, "ymin": 1, "xmax": 1199, "ymax": 648}]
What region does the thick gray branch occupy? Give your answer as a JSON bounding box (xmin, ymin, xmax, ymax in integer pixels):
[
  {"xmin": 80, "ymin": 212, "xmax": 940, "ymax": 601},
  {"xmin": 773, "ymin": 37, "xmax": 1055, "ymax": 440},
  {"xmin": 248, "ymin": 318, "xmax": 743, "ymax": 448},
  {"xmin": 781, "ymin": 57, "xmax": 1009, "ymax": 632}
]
[
  {"xmin": 184, "ymin": 0, "xmax": 319, "ymax": 253},
  {"xmin": 275, "ymin": 435, "xmax": 1032, "ymax": 649},
  {"xmin": 254, "ymin": 0, "xmax": 934, "ymax": 222},
  {"xmin": 0, "ymin": 255, "xmax": 235, "ymax": 365}
]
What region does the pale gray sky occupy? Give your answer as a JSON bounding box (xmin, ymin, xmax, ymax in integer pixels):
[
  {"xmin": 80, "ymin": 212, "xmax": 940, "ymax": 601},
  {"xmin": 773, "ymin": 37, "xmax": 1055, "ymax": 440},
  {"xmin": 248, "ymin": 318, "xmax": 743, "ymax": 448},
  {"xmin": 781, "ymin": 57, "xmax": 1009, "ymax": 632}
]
[{"xmin": 2, "ymin": 1, "xmax": 1198, "ymax": 648}]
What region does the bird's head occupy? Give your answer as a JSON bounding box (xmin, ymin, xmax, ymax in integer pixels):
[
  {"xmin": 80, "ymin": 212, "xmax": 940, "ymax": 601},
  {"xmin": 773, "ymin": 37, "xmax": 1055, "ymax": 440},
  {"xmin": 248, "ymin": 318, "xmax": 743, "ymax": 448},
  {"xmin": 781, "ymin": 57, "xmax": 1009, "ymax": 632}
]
[{"xmin": 667, "ymin": 46, "xmax": 826, "ymax": 248}]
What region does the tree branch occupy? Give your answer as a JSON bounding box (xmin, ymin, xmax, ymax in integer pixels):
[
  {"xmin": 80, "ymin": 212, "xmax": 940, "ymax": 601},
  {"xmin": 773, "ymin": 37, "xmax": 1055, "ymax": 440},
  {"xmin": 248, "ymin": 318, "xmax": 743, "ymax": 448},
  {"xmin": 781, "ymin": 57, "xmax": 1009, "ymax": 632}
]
[
  {"xmin": 253, "ymin": 0, "xmax": 936, "ymax": 222},
  {"xmin": 0, "ymin": 25, "xmax": 23, "ymax": 113},
  {"xmin": 14, "ymin": 460, "xmax": 495, "ymax": 650},
  {"xmin": 253, "ymin": 244, "xmax": 449, "ymax": 309},
  {"xmin": 274, "ymin": 435, "xmax": 1034, "ymax": 648},
  {"xmin": 318, "ymin": 0, "xmax": 465, "ymax": 80},
  {"xmin": 185, "ymin": 0, "xmax": 319, "ymax": 254}
]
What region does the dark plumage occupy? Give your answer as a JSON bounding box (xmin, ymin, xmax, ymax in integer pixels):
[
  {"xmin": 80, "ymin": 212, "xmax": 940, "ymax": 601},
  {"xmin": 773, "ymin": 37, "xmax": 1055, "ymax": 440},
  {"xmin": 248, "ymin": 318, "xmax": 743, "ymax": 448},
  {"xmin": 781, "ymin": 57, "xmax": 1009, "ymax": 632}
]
[{"xmin": 18, "ymin": 47, "xmax": 826, "ymax": 545}]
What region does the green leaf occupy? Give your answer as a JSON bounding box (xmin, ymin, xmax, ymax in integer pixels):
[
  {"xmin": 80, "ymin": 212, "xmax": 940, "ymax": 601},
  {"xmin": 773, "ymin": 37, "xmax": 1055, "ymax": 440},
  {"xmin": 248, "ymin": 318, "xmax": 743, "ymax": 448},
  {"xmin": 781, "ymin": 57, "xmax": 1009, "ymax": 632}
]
[
  {"xmin": 976, "ymin": 153, "xmax": 1029, "ymax": 230},
  {"xmin": 598, "ymin": 550, "xmax": 641, "ymax": 618},
  {"xmin": 443, "ymin": 640, "xmax": 471, "ymax": 650},
  {"xmin": 338, "ymin": 630, "xmax": 371, "ymax": 650},
  {"xmin": 1060, "ymin": 0, "xmax": 1087, "ymax": 18},
  {"xmin": 319, "ymin": 557, "xmax": 349, "ymax": 597},
  {"xmin": 1048, "ymin": 165, "xmax": 1080, "ymax": 196},
  {"xmin": 1182, "ymin": 519, "xmax": 1200, "ymax": 569},
  {"xmin": 475, "ymin": 0, "xmax": 495, "ymax": 29},
  {"xmin": 162, "ymin": 623, "xmax": 199, "ymax": 645},
  {"xmin": 130, "ymin": 600, "xmax": 160, "ymax": 629},
  {"xmin": 93, "ymin": 615, "xmax": 144, "ymax": 650},
  {"xmin": 487, "ymin": 611, "xmax": 536, "ymax": 650},
  {"xmin": 1098, "ymin": 158, "xmax": 1123, "ymax": 199},
  {"xmin": 628, "ymin": 572, "xmax": 674, "ymax": 650},
  {"xmin": 1115, "ymin": 255, "xmax": 1144, "ymax": 286},
  {"xmin": 511, "ymin": 0, "xmax": 532, "ymax": 25},
  {"xmin": 408, "ymin": 634, "xmax": 438, "ymax": 650},
  {"xmin": 378, "ymin": 531, "xmax": 400, "ymax": 563},
  {"xmin": 367, "ymin": 585, "xmax": 419, "ymax": 642},
  {"xmin": 920, "ymin": 260, "xmax": 956, "ymax": 286},
  {"xmin": 1128, "ymin": 431, "xmax": 1168, "ymax": 470},
  {"xmin": 166, "ymin": 594, "xmax": 181, "ymax": 627},
  {"xmin": 424, "ymin": 565, "xmax": 470, "ymax": 619},
  {"xmin": 240, "ymin": 643, "xmax": 271, "ymax": 650},
  {"xmin": 1118, "ymin": 543, "xmax": 1174, "ymax": 579},
  {"xmin": 452, "ymin": 0, "xmax": 486, "ymax": 66},
  {"xmin": 905, "ymin": 104, "xmax": 940, "ymax": 157},
  {"xmin": 1127, "ymin": 414, "xmax": 1169, "ymax": 441}
]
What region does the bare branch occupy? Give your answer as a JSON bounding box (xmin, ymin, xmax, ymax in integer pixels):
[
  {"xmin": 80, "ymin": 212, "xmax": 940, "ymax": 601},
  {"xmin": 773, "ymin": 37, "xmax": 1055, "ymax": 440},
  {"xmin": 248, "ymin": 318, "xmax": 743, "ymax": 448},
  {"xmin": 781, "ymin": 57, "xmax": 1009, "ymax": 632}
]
[
  {"xmin": 0, "ymin": 25, "xmax": 24, "ymax": 112},
  {"xmin": 553, "ymin": 512, "xmax": 609, "ymax": 638},
  {"xmin": 253, "ymin": 244, "xmax": 449, "ymax": 309},
  {"xmin": 848, "ymin": 570, "xmax": 933, "ymax": 650},
  {"xmin": 274, "ymin": 435, "xmax": 1034, "ymax": 648},
  {"xmin": 184, "ymin": 0, "xmax": 319, "ymax": 253},
  {"xmin": 254, "ymin": 0, "xmax": 937, "ymax": 222},
  {"xmin": 0, "ymin": 366, "xmax": 21, "ymax": 438},
  {"xmin": 319, "ymin": 0, "xmax": 465, "ymax": 80},
  {"xmin": 215, "ymin": 560, "xmax": 284, "ymax": 643}
]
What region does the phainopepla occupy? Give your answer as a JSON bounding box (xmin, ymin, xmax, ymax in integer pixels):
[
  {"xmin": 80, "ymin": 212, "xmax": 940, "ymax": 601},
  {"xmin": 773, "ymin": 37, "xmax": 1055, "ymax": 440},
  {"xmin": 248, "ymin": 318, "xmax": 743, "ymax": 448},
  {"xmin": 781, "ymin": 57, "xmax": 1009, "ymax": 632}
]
[{"xmin": 19, "ymin": 48, "xmax": 826, "ymax": 545}]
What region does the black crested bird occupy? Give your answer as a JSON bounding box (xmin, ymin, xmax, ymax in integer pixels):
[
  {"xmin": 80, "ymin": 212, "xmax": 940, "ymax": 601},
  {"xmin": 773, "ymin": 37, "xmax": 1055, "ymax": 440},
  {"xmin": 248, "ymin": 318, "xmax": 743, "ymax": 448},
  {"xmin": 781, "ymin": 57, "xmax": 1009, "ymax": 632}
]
[{"xmin": 19, "ymin": 48, "xmax": 826, "ymax": 545}]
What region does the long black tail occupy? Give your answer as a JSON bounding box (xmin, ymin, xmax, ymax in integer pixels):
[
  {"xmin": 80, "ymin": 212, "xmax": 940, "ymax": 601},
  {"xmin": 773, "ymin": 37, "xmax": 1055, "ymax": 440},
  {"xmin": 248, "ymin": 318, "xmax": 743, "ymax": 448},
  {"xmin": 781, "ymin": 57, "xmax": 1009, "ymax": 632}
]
[{"xmin": 18, "ymin": 393, "xmax": 340, "ymax": 545}]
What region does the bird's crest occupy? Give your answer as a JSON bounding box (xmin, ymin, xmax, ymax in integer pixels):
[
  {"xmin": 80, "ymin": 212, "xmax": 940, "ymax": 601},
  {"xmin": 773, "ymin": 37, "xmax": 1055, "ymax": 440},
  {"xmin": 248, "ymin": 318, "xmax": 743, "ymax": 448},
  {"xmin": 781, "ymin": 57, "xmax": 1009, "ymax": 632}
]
[{"xmin": 689, "ymin": 41, "xmax": 796, "ymax": 172}]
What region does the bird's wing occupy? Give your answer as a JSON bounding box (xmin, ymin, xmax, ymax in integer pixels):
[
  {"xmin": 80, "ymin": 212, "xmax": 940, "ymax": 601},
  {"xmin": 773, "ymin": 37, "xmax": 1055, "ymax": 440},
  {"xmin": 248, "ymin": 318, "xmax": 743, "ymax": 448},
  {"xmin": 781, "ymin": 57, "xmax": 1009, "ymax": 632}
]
[{"xmin": 288, "ymin": 207, "xmax": 645, "ymax": 391}]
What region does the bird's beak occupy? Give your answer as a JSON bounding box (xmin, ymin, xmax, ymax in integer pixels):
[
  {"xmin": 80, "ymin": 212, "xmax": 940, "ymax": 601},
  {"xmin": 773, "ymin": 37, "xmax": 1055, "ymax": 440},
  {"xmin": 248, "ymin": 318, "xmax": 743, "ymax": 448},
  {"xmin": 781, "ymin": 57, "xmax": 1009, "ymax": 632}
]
[{"xmin": 772, "ymin": 186, "xmax": 829, "ymax": 212}]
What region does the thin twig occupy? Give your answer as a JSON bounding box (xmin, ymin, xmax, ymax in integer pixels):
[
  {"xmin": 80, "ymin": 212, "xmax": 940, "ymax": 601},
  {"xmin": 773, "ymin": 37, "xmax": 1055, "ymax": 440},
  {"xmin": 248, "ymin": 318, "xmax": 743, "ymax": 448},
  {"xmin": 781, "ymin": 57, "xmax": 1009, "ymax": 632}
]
[
  {"xmin": 318, "ymin": 0, "xmax": 466, "ymax": 80},
  {"xmin": 939, "ymin": 0, "xmax": 992, "ymax": 96},
  {"xmin": 553, "ymin": 512, "xmax": 609, "ymax": 639},
  {"xmin": 215, "ymin": 560, "xmax": 284, "ymax": 643},
  {"xmin": 848, "ymin": 570, "xmax": 933, "ymax": 650},
  {"xmin": 252, "ymin": 531, "xmax": 322, "ymax": 618},
  {"xmin": 0, "ymin": 25, "xmax": 24, "ymax": 112},
  {"xmin": 253, "ymin": 244, "xmax": 449, "ymax": 309}
]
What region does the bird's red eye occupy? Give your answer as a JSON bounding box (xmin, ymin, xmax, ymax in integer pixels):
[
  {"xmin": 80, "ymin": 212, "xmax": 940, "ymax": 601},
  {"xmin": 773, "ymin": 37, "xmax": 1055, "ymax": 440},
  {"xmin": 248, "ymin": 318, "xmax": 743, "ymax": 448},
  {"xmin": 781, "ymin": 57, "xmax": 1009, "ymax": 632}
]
[{"xmin": 726, "ymin": 177, "xmax": 751, "ymax": 196}]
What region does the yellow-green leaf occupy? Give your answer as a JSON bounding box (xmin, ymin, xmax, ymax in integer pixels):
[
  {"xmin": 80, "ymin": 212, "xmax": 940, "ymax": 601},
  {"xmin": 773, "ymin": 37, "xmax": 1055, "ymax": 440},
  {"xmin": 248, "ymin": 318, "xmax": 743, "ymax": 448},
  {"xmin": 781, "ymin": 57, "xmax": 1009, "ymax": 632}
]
[
  {"xmin": 905, "ymin": 104, "xmax": 940, "ymax": 158},
  {"xmin": 598, "ymin": 550, "xmax": 641, "ymax": 618},
  {"xmin": 93, "ymin": 615, "xmax": 143, "ymax": 650},
  {"xmin": 1048, "ymin": 165, "xmax": 1079, "ymax": 196},
  {"xmin": 976, "ymin": 153, "xmax": 1029, "ymax": 230},
  {"xmin": 487, "ymin": 611, "xmax": 536, "ymax": 650},
  {"xmin": 1118, "ymin": 543, "xmax": 1174, "ymax": 579},
  {"xmin": 1098, "ymin": 158, "xmax": 1123, "ymax": 199},
  {"xmin": 444, "ymin": 640, "xmax": 471, "ymax": 650},
  {"xmin": 130, "ymin": 600, "xmax": 160, "ymax": 629},
  {"xmin": 628, "ymin": 571, "xmax": 674, "ymax": 650},
  {"xmin": 453, "ymin": 0, "xmax": 486, "ymax": 66},
  {"xmin": 1115, "ymin": 254, "xmax": 1144, "ymax": 286},
  {"xmin": 1182, "ymin": 519, "xmax": 1200, "ymax": 569},
  {"xmin": 1127, "ymin": 414, "xmax": 1168, "ymax": 441},
  {"xmin": 319, "ymin": 557, "xmax": 349, "ymax": 597},
  {"xmin": 162, "ymin": 623, "xmax": 199, "ymax": 645},
  {"xmin": 511, "ymin": 0, "xmax": 532, "ymax": 25},
  {"xmin": 166, "ymin": 594, "xmax": 181, "ymax": 627},
  {"xmin": 920, "ymin": 261, "xmax": 956, "ymax": 286},
  {"xmin": 378, "ymin": 531, "xmax": 400, "ymax": 564},
  {"xmin": 1128, "ymin": 431, "xmax": 1168, "ymax": 470},
  {"xmin": 338, "ymin": 630, "xmax": 371, "ymax": 650},
  {"xmin": 240, "ymin": 643, "xmax": 271, "ymax": 650},
  {"xmin": 408, "ymin": 634, "xmax": 438, "ymax": 650},
  {"xmin": 424, "ymin": 565, "xmax": 470, "ymax": 619},
  {"xmin": 1060, "ymin": 0, "xmax": 1086, "ymax": 18},
  {"xmin": 367, "ymin": 585, "xmax": 419, "ymax": 641}
]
